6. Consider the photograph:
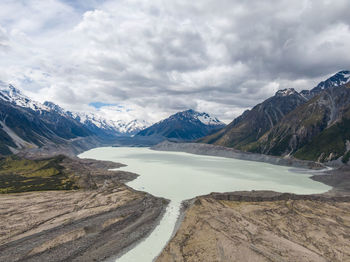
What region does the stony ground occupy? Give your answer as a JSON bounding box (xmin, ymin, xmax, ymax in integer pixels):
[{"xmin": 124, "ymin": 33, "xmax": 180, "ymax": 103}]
[
  {"xmin": 157, "ymin": 191, "xmax": 350, "ymax": 262},
  {"xmin": 0, "ymin": 156, "xmax": 168, "ymax": 262}
]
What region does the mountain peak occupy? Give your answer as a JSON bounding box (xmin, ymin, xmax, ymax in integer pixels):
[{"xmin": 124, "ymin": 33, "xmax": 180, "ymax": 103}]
[
  {"xmin": 0, "ymin": 82, "xmax": 24, "ymax": 95},
  {"xmin": 313, "ymin": 70, "xmax": 350, "ymax": 92},
  {"xmin": 338, "ymin": 70, "xmax": 350, "ymax": 75},
  {"xmin": 0, "ymin": 82, "xmax": 49, "ymax": 111},
  {"xmin": 171, "ymin": 109, "xmax": 224, "ymax": 126},
  {"xmin": 300, "ymin": 70, "xmax": 350, "ymax": 100},
  {"xmin": 8, "ymin": 84, "xmax": 22, "ymax": 94},
  {"xmin": 43, "ymin": 101, "xmax": 66, "ymax": 115},
  {"xmin": 137, "ymin": 109, "xmax": 225, "ymax": 141},
  {"xmin": 275, "ymin": 88, "xmax": 298, "ymax": 97}
]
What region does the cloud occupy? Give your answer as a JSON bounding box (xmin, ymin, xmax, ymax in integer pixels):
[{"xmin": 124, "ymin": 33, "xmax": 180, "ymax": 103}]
[{"xmin": 0, "ymin": 0, "xmax": 350, "ymax": 123}]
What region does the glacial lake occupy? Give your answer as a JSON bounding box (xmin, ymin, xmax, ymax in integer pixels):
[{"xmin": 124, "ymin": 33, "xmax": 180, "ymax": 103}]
[{"xmin": 79, "ymin": 147, "xmax": 331, "ymax": 262}]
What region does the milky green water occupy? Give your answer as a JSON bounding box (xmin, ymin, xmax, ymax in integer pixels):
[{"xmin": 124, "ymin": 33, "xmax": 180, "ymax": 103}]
[{"xmin": 79, "ymin": 147, "xmax": 330, "ymax": 262}]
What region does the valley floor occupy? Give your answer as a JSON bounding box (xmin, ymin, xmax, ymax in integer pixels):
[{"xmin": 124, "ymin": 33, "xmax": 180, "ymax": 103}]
[{"xmin": 2, "ymin": 143, "xmax": 350, "ymax": 262}]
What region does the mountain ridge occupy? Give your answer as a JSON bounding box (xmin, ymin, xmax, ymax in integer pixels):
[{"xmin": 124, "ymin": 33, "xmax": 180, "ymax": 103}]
[
  {"xmin": 0, "ymin": 83, "xmax": 147, "ymax": 155},
  {"xmin": 200, "ymin": 70, "xmax": 350, "ymax": 163},
  {"xmin": 0, "ymin": 90, "xmax": 92, "ymax": 155},
  {"xmin": 198, "ymin": 87, "xmax": 307, "ymax": 149},
  {"xmin": 43, "ymin": 101, "xmax": 149, "ymax": 137}
]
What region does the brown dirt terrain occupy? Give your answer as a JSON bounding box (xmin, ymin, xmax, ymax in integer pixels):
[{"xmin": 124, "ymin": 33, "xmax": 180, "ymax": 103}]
[
  {"xmin": 0, "ymin": 156, "xmax": 168, "ymax": 262},
  {"xmin": 157, "ymin": 191, "xmax": 350, "ymax": 262}
]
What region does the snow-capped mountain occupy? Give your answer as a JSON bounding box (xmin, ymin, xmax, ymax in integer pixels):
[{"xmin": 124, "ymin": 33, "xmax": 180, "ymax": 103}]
[
  {"xmin": 300, "ymin": 70, "xmax": 350, "ymax": 99},
  {"xmin": 136, "ymin": 109, "xmax": 226, "ymax": 141},
  {"xmin": 67, "ymin": 111, "xmax": 149, "ymax": 137},
  {"xmin": 0, "ymin": 81, "xmax": 49, "ymax": 112},
  {"xmin": 314, "ymin": 70, "xmax": 350, "ymax": 91},
  {"xmin": 0, "ymin": 82, "xmax": 148, "ymax": 141},
  {"xmin": 275, "ymin": 88, "xmax": 299, "ymax": 97},
  {"xmin": 0, "ymin": 83, "xmax": 93, "ymax": 154},
  {"xmin": 43, "ymin": 101, "xmax": 66, "ymax": 115},
  {"xmin": 42, "ymin": 101, "xmax": 149, "ymax": 137},
  {"xmin": 122, "ymin": 119, "xmax": 149, "ymax": 135}
]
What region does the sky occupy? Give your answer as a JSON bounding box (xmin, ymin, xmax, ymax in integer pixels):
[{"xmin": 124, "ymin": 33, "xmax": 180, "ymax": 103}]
[{"xmin": 0, "ymin": 0, "xmax": 350, "ymax": 123}]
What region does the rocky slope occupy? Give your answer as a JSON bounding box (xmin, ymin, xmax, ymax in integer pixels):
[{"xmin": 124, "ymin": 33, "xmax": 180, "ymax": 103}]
[
  {"xmin": 252, "ymin": 82, "xmax": 350, "ymax": 162},
  {"xmin": 0, "ymin": 84, "xmax": 93, "ymax": 155},
  {"xmin": 137, "ymin": 109, "xmax": 225, "ymax": 141},
  {"xmin": 157, "ymin": 191, "xmax": 350, "ymax": 262},
  {"xmin": 198, "ymin": 88, "xmax": 307, "ymax": 149}
]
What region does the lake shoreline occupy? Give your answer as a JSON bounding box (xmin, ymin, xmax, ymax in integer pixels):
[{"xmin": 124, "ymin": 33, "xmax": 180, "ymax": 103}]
[
  {"xmin": 151, "ymin": 141, "xmax": 326, "ymax": 169},
  {"xmin": 152, "ymin": 141, "xmax": 350, "ymax": 196}
]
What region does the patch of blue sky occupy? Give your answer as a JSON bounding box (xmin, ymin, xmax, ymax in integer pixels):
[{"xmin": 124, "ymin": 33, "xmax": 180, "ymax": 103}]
[
  {"xmin": 60, "ymin": 0, "xmax": 105, "ymax": 12},
  {"xmin": 89, "ymin": 101, "xmax": 119, "ymax": 109}
]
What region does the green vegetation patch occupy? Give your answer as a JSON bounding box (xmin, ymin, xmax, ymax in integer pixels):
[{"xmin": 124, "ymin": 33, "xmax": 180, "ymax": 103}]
[
  {"xmin": 0, "ymin": 155, "xmax": 79, "ymax": 193},
  {"xmin": 294, "ymin": 118, "xmax": 350, "ymax": 162}
]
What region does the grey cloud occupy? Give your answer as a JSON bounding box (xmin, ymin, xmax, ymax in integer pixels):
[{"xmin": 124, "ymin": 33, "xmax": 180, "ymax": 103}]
[{"xmin": 1, "ymin": 0, "xmax": 350, "ymax": 123}]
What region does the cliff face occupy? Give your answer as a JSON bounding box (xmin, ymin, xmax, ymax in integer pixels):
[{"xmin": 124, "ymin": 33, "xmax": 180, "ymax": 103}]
[{"xmin": 252, "ymin": 83, "xmax": 350, "ymax": 162}]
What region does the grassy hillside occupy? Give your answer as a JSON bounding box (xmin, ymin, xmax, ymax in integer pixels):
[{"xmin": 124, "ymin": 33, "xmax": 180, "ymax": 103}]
[
  {"xmin": 0, "ymin": 155, "xmax": 78, "ymax": 193},
  {"xmin": 294, "ymin": 118, "xmax": 350, "ymax": 162}
]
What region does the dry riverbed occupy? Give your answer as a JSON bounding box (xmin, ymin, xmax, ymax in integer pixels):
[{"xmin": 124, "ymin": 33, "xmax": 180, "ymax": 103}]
[{"xmin": 0, "ymin": 156, "xmax": 168, "ymax": 262}]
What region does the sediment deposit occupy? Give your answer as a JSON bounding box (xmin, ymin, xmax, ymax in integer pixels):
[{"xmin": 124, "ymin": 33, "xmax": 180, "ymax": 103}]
[
  {"xmin": 0, "ymin": 157, "xmax": 167, "ymax": 262},
  {"xmin": 157, "ymin": 191, "xmax": 350, "ymax": 262}
]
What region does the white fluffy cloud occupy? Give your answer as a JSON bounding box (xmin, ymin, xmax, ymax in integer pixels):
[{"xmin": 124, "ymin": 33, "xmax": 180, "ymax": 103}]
[{"xmin": 1, "ymin": 0, "xmax": 350, "ymax": 123}]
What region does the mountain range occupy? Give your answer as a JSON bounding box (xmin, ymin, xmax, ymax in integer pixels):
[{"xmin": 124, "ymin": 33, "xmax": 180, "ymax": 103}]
[
  {"xmin": 2, "ymin": 70, "xmax": 350, "ymax": 163},
  {"xmin": 0, "ymin": 83, "xmax": 149, "ymax": 155},
  {"xmin": 43, "ymin": 101, "xmax": 148, "ymax": 138},
  {"xmin": 0, "ymin": 82, "xmax": 92, "ymax": 155},
  {"xmin": 0, "ymin": 82, "xmax": 226, "ymax": 154},
  {"xmin": 199, "ymin": 70, "xmax": 350, "ymax": 163}
]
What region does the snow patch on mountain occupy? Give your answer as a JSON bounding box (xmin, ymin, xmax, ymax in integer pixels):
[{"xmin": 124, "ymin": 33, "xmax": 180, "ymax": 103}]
[
  {"xmin": 275, "ymin": 88, "xmax": 298, "ymax": 97},
  {"xmin": 300, "ymin": 70, "xmax": 350, "ymax": 100},
  {"xmin": 314, "ymin": 70, "xmax": 350, "ymax": 91},
  {"xmin": 71, "ymin": 111, "xmax": 149, "ymax": 135},
  {"xmin": 196, "ymin": 113, "xmax": 224, "ymax": 126},
  {"xmin": 0, "ymin": 82, "xmax": 49, "ymax": 112},
  {"xmin": 0, "ymin": 82, "xmax": 149, "ymax": 137}
]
